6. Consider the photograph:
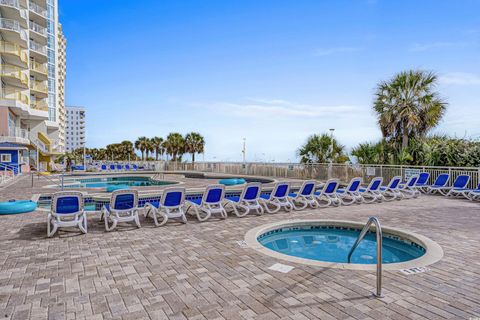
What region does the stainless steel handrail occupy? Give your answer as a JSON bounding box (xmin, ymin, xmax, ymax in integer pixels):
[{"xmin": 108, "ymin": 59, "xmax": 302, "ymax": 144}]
[{"xmin": 347, "ymin": 216, "xmax": 383, "ymax": 297}]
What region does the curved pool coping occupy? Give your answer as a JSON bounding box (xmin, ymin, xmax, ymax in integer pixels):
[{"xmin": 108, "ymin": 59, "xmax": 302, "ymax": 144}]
[
  {"xmin": 41, "ymin": 175, "xmax": 181, "ymax": 189},
  {"xmin": 244, "ymin": 219, "xmax": 444, "ymax": 271}
]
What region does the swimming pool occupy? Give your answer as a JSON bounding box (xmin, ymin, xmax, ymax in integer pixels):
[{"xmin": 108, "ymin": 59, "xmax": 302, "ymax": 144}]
[
  {"xmin": 245, "ymin": 220, "xmax": 443, "ymax": 270},
  {"xmin": 62, "ymin": 176, "xmax": 176, "ymax": 188},
  {"xmin": 258, "ymin": 226, "xmax": 425, "ymax": 264}
]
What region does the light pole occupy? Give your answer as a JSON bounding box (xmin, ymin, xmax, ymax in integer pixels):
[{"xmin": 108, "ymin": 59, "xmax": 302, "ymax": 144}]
[
  {"xmin": 242, "ymin": 138, "xmax": 246, "ymax": 163},
  {"xmin": 328, "ymin": 128, "xmax": 335, "ymax": 179}
]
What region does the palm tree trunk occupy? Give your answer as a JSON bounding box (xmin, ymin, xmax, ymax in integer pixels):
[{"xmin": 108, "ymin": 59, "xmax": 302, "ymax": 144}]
[
  {"xmin": 192, "ymin": 153, "xmax": 195, "ymax": 163},
  {"xmin": 402, "ymin": 131, "xmax": 408, "ymax": 150}
]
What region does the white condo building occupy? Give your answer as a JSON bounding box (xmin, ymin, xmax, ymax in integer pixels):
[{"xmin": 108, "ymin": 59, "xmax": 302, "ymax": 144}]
[
  {"xmin": 0, "ymin": 0, "xmax": 66, "ymax": 173},
  {"xmin": 65, "ymin": 106, "xmax": 85, "ymax": 152}
]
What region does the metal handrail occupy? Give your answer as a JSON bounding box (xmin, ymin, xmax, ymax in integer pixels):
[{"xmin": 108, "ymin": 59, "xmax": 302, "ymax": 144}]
[
  {"xmin": 30, "ymin": 169, "xmax": 65, "ymax": 190},
  {"xmin": 347, "ymin": 216, "xmax": 383, "ymax": 297}
]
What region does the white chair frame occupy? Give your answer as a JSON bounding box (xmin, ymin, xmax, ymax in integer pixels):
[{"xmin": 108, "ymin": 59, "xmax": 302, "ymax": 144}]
[
  {"xmin": 145, "ymin": 187, "xmax": 187, "ymax": 226},
  {"xmin": 224, "ymin": 182, "xmax": 264, "ymax": 217},
  {"xmin": 315, "ymin": 179, "xmax": 341, "ymax": 208},
  {"xmin": 288, "ymin": 180, "xmax": 319, "ymax": 210},
  {"xmin": 48, "ymin": 191, "xmax": 87, "ymax": 237},
  {"xmin": 259, "ymin": 182, "xmax": 293, "ymax": 213},
  {"xmin": 101, "ymin": 189, "xmax": 140, "ymax": 231},
  {"xmin": 186, "ymin": 184, "xmax": 227, "ymax": 221},
  {"xmin": 337, "ymin": 177, "xmax": 363, "ymax": 206}
]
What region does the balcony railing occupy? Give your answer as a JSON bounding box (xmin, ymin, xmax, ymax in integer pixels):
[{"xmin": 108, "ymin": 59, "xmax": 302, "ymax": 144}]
[
  {"xmin": 29, "ymin": 80, "xmax": 47, "ymax": 93},
  {"xmin": 0, "ymin": 90, "xmax": 29, "ymax": 104},
  {"xmin": 7, "ymin": 126, "xmax": 28, "ymax": 139},
  {"xmin": 30, "ymin": 60, "xmax": 47, "ymax": 74},
  {"xmin": 0, "ymin": 0, "xmax": 20, "ymax": 9},
  {"xmin": 29, "ymin": 20, "xmax": 46, "ymax": 36},
  {"xmin": 0, "ymin": 41, "xmax": 28, "ymax": 64},
  {"xmin": 30, "ymin": 99, "xmax": 48, "ymax": 111},
  {"xmin": 0, "ymin": 18, "xmax": 27, "ymax": 40},
  {"xmin": 29, "ymin": 40, "xmax": 46, "ymax": 55},
  {"xmin": 0, "ymin": 64, "xmax": 29, "ymax": 86},
  {"xmin": 28, "ymin": 1, "xmax": 47, "ymax": 17},
  {"xmin": 30, "ymin": 137, "xmax": 48, "ymax": 153}
]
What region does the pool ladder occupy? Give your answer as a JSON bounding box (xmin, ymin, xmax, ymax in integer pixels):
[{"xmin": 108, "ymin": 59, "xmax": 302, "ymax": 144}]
[{"xmin": 347, "ymin": 216, "xmax": 383, "ymax": 298}]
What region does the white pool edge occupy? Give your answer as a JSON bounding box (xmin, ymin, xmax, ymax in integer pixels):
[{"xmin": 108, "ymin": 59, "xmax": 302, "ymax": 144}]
[{"xmin": 244, "ymin": 219, "xmax": 444, "ymax": 271}]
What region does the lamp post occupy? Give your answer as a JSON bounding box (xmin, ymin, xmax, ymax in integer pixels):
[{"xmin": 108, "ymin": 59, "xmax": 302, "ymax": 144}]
[{"xmin": 328, "ymin": 128, "xmax": 335, "ymax": 179}]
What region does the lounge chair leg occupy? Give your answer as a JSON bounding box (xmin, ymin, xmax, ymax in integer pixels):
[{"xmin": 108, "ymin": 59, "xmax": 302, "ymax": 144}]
[{"xmin": 134, "ymin": 211, "xmax": 141, "ymax": 228}]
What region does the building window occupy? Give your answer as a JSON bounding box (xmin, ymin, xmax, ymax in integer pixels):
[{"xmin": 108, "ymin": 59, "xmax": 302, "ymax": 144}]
[{"xmin": 1, "ymin": 154, "xmax": 12, "ymax": 163}]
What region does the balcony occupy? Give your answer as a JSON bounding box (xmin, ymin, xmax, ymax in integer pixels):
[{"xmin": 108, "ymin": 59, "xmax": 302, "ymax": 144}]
[
  {"xmin": 30, "ymin": 99, "xmax": 48, "ymax": 111},
  {"xmin": 8, "ymin": 126, "xmax": 29, "ymax": 139},
  {"xmin": 28, "ymin": 1, "xmax": 47, "ymax": 20},
  {"xmin": 29, "ymin": 39, "xmax": 47, "ymax": 62},
  {"xmin": 29, "ymin": 79, "xmax": 48, "ymax": 97},
  {"xmin": 0, "ymin": 18, "xmax": 28, "ymax": 44},
  {"xmin": 30, "ymin": 60, "xmax": 48, "ymax": 79},
  {"xmin": 0, "ymin": 0, "xmax": 26, "ymax": 23},
  {"xmin": 0, "ymin": 64, "xmax": 29, "ymax": 88},
  {"xmin": 29, "ymin": 20, "xmax": 46, "ymax": 35},
  {"xmin": 0, "ymin": 41, "xmax": 28, "ymax": 67},
  {"xmin": 0, "ymin": 0, "xmax": 20, "ymax": 9},
  {"xmin": 0, "ymin": 126, "xmax": 30, "ymax": 145},
  {"xmin": 0, "ymin": 90, "xmax": 29, "ymax": 105},
  {"xmin": 28, "ymin": 20, "xmax": 47, "ymax": 44}
]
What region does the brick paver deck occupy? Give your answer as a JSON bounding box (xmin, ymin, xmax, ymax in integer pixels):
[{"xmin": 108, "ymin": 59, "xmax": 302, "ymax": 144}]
[{"xmin": 0, "ymin": 175, "xmax": 479, "ymax": 319}]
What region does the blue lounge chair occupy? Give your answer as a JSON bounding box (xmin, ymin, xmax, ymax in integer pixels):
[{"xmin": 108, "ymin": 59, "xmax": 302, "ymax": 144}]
[
  {"xmin": 259, "ymin": 182, "xmax": 293, "ymax": 213},
  {"xmin": 337, "ymin": 177, "xmax": 363, "ymax": 205},
  {"xmin": 425, "ymin": 174, "xmax": 451, "ymax": 194},
  {"xmin": 116, "ymin": 164, "xmax": 123, "ymax": 171},
  {"xmin": 145, "ymin": 187, "xmax": 186, "ymax": 225},
  {"xmin": 399, "ymin": 175, "xmax": 420, "ymax": 199},
  {"xmin": 109, "ymin": 164, "xmax": 115, "ymax": 171},
  {"xmin": 132, "ymin": 164, "xmax": 138, "ymax": 170},
  {"xmin": 288, "ymin": 180, "xmax": 318, "ymax": 210},
  {"xmin": 314, "ymin": 179, "xmax": 341, "ymax": 207},
  {"xmin": 443, "ymin": 175, "xmax": 471, "ymax": 197},
  {"xmin": 359, "ymin": 177, "xmax": 383, "ymax": 203},
  {"xmin": 380, "ymin": 176, "xmax": 403, "ymax": 201},
  {"xmin": 225, "ymin": 182, "xmax": 263, "ymax": 217},
  {"xmin": 101, "ymin": 189, "xmax": 140, "ymax": 231},
  {"xmin": 466, "ymin": 184, "xmax": 480, "ymax": 200},
  {"xmin": 415, "ymin": 172, "xmax": 430, "ymax": 193},
  {"xmin": 101, "ymin": 164, "xmax": 107, "ymax": 171},
  {"xmin": 125, "ymin": 164, "xmax": 131, "ymax": 170},
  {"xmin": 48, "ymin": 191, "xmax": 86, "ymax": 237},
  {"xmin": 186, "ymin": 184, "xmax": 226, "ymax": 221}
]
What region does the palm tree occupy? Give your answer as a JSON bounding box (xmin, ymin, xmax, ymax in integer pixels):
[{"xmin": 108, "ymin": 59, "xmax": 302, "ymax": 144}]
[
  {"xmin": 374, "ymin": 70, "xmax": 447, "ymax": 151},
  {"xmin": 298, "ymin": 133, "xmax": 349, "ymax": 164},
  {"xmin": 144, "ymin": 139, "xmax": 154, "ymax": 160},
  {"xmin": 134, "ymin": 136, "xmax": 148, "ymax": 160},
  {"xmin": 151, "ymin": 136, "xmax": 164, "ymax": 161},
  {"xmin": 164, "ymin": 132, "xmax": 185, "ymax": 162},
  {"xmin": 184, "ymin": 132, "xmax": 205, "ymax": 163}
]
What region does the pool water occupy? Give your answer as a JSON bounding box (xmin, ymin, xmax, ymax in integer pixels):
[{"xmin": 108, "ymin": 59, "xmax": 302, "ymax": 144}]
[
  {"xmin": 64, "ymin": 177, "xmax": 175, "ymax": 188},
  {"xmin": 258, "ymin": 226, "xmax": 426, "ymax": 264}
]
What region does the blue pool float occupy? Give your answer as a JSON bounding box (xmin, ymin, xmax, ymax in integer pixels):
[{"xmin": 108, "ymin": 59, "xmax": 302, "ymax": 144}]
[
  {"xmin": 0, "ymin": 200, "xmax": 37, "ymax": 215},
  {"xmin": 106, "ymin": 184, "xmax": 130, "ymax": 192},
  {"xmin": 219, "ymin": 178, "xmax": 246, "ymax": 186}
]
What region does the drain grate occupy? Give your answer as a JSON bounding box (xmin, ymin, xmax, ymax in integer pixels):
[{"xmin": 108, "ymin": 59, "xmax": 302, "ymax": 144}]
[
  {"xmin": 400, "ymin": 267, "xmax": 430, "ymax": 275},
  {"xmin": 236, "ymin": 240, "xmax": 248, "ymax": 248}
]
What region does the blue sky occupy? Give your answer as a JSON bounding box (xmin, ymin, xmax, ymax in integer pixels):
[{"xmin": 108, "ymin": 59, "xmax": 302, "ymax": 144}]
[{"xmin": 60, "ymin": 0, "xmax": 480, "ymax": 162}]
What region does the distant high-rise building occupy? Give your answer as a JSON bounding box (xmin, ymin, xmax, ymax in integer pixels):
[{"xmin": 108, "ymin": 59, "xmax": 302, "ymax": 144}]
[
  {"xmin": 57, "ymin": 23, "xmax": 66, "ymax": 152},
  {"xmin": 65, "ymin": 106, "xmax": 85, "ymax": 152},
  {"xmin": 0, "ymin": 0, "xmax": 65, "ymax": 172}
]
